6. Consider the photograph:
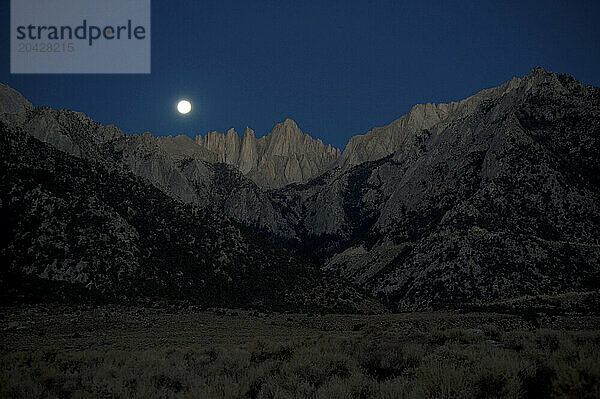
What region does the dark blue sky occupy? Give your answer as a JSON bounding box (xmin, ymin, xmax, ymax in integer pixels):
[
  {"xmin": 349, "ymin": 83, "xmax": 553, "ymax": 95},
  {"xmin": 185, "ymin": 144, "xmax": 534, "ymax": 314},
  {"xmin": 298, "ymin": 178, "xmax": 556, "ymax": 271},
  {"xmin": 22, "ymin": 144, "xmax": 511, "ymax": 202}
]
[{"xmin": 1, "ymin": 0, "xmax": 599, "ymax": 149}]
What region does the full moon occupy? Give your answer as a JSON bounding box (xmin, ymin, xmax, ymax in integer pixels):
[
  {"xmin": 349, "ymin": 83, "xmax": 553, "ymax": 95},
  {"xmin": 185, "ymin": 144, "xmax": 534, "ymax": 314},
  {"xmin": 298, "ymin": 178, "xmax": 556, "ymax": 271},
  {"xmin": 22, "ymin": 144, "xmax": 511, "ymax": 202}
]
[{"xmin": 177, "ymin": 100, "xmax": 192, "ymax": 114}]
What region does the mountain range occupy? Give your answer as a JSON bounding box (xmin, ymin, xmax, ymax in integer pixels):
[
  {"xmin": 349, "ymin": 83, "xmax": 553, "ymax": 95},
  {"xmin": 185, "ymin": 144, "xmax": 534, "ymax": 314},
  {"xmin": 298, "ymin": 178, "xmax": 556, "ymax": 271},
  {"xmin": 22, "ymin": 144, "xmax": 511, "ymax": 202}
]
[{"xmin": 1, "ymin": 67, "xmax": 598, "ymax": 311}]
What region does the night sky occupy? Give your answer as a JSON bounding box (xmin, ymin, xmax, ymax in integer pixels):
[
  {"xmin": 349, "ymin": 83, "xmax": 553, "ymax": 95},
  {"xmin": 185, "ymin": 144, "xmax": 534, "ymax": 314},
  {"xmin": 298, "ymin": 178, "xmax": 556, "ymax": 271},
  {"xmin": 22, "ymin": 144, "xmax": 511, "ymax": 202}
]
[{"xmin": 1, "ymin": 0, "xmax": 599, "ymax": 150}]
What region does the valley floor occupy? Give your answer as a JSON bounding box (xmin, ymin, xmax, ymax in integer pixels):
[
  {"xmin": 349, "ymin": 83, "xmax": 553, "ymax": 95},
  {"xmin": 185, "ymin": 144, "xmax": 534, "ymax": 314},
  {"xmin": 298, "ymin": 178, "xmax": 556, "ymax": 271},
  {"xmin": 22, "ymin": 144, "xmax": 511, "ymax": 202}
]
[{"xmin": 1, "ymin": 306, "xmax": 599, "ymax": 398}]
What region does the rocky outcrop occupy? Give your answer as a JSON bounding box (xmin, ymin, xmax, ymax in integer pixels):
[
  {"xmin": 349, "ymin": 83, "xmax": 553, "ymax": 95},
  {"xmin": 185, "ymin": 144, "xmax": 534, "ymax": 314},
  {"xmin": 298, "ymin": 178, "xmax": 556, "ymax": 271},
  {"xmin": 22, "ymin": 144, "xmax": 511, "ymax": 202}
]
[
  {"xmin": 196, "ymin": 119, "xmax": 340, "ymax": 188},
  {"xmin": 338, "ymin": 76, "xmax": 522, "ymax": 168}
]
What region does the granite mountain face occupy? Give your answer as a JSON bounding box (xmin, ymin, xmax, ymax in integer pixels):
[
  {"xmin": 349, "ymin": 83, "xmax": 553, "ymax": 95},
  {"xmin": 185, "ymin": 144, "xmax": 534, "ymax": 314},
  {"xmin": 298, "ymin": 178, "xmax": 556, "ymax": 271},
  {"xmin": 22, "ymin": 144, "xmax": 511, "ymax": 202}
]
[
  {"xmin": 1, "ymin": 67, "xmax": 599, "ymax": 310},
  {"xmin": 319, "ymin": 68, "xmax": 600, "ymax": 309},
  {"xmin": 0, "ymin": 121, "xmax": 383, "ymax": 313},
  {"xmin": 196, "ymin": 119, "xmax": 340, "ymax": 189}
]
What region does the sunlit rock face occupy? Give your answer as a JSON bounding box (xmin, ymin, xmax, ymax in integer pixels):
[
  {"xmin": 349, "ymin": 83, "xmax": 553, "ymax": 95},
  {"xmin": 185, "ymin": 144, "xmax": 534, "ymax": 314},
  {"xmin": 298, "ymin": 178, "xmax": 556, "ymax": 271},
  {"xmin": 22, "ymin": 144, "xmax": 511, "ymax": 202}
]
[{"xmin": 195, "ymin": 118, "xmax": 340, "ymax": 188}]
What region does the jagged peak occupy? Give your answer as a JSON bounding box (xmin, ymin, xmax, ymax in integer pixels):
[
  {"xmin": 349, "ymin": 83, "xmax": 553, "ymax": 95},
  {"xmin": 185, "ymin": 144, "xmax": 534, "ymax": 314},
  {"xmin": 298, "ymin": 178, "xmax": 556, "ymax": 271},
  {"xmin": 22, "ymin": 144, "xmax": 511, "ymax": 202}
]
[
  {"xmin": 520, "ymin": 66, "xmax": 576, "ymax": 96},
  {"xmin": 271, "ymin": 118, "xmax": 301, "ymax": 133},
  {"xmin": 530, "ymin": 66, "xmax": 548, "ymax": 75},
  {"xmin": 524, "ymin": 66, "xmax": 559, "ymax": 82},
  {"xmin": 265, "ymin": 118, "xmax": 340, "ymax": 153},
  {"xmin": 283, "ymin": 117, "xmax": 298, "ymax": 127}
]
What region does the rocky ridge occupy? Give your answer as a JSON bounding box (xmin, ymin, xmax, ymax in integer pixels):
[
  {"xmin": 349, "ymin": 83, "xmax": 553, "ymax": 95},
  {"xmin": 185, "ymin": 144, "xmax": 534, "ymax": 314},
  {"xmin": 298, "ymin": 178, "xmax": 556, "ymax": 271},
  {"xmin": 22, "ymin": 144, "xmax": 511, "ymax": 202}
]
[
  {"xmin": 1, "ymin": 67, "xmax": 599, "ymax": 310},
  {"xmin": 338, "ymin": 76, "xmax": 522, "ymax": 168},
  {"xmin": 195, "ymin": 119, "xmax": 340, "ymax": 188},
  {"xmin": 0, "ymin": 120, "xmax": 383, "ymax": 313}
]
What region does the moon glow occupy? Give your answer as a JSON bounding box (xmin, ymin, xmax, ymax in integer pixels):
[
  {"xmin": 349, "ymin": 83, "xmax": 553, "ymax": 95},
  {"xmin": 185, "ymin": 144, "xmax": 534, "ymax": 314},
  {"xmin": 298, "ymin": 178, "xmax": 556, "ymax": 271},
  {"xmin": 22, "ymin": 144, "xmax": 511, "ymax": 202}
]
[{"xmin": 177, "ymin": 100, "xmax": 192, "ymax": 114}]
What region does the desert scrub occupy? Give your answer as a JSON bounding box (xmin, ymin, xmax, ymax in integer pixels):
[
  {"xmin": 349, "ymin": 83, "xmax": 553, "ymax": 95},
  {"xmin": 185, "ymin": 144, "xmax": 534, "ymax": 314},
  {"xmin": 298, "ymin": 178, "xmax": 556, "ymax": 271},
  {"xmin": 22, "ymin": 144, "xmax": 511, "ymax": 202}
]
[
  {"xmin": 428, "ymin": 327, "xmax": 486, "ymax": 345},
  {"xmin": 1, "ymin": 311, "xmax": 599, "ymax": 398}
]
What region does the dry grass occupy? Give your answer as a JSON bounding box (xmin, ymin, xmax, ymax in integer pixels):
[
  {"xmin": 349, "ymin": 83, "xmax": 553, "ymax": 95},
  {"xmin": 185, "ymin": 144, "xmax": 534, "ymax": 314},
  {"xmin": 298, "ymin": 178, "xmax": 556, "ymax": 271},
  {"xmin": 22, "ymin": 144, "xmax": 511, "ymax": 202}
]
[{"xmin": 1, "ymin": 306, "xmax": 599, "ymax": 398}]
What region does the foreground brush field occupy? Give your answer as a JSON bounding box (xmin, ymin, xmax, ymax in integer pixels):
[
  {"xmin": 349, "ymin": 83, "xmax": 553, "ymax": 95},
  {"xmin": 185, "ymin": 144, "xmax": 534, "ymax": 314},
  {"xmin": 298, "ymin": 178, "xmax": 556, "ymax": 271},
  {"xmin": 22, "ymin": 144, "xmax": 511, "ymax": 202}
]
[{"xmin": 1, "ymin": 304, "xmax": 599, "ymax": 398}]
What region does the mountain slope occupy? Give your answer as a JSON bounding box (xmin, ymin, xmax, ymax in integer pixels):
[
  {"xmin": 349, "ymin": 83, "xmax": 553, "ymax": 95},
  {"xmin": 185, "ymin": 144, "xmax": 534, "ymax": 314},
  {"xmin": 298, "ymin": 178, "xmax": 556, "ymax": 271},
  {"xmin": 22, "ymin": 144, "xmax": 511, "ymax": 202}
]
[
  {"xmin": 230, "ymin": 68, "xmax": 599, "ymax": 309},
  {"xmin": 338, "ymin": 76, "xmax": 522, "ymax": 168},
  {"xmin": 0, "ymin": 121, "xmax": 383, "ymax": 313},
  {"xmin": 308, "ymin": 68, "xmax": 600, "ymax": 308},
  {"xmin": 1, "ymin": 67, "xmax": 598, "ymax": 311},
  {"xmin": 0, "ymin": 90, "xmax": 298, "ymax": 239}
]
